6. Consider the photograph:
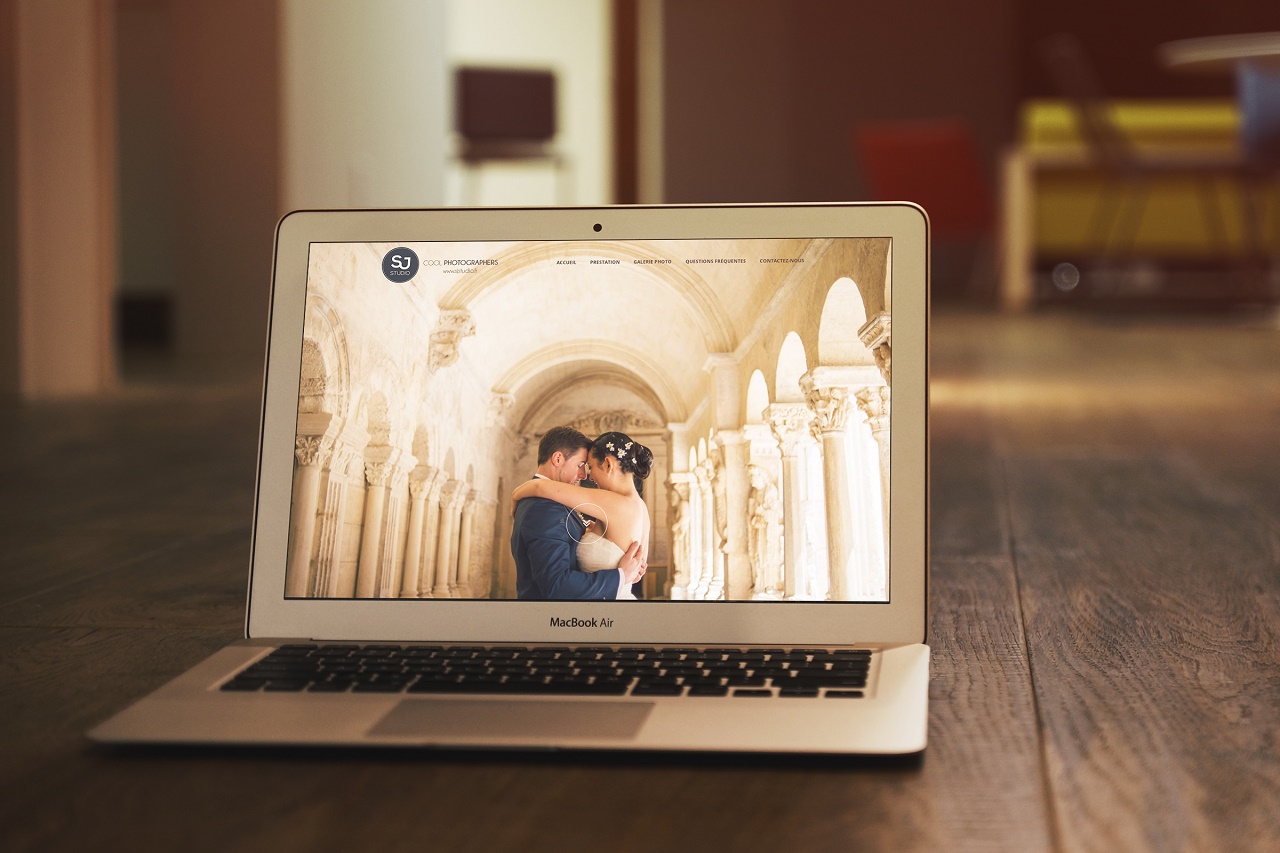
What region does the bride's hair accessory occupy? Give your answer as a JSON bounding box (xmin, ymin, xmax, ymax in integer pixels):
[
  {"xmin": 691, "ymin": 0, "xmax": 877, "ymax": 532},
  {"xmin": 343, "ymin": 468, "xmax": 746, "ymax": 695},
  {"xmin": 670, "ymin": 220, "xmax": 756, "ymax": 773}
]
[{"xmin": 591, "ymin": 431, "xmax": 654, "ymax": 482}]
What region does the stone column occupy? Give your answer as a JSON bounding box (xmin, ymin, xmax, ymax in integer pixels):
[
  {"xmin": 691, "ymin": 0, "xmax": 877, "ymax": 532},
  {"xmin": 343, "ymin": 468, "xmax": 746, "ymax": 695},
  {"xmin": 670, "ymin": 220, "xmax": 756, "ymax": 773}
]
[
  {"xmin": 285, "ymin": 433, "xmax": 332, "ymax": 598},
  {"xmin": 399, "ymin": 468, "xmax": 433, "ymax": 598},
  {"xmin": 355, "ymin": 449, "xmax": 400, "ymax": 599},
  {"xmin": 666, "ymin": 476, "xmax": 693, "ymax": 600},
  {"xmin": 312, "ymin": 446, "xmax": 353, "ymax": 597},
  {"xmin": 716, "ymin": 430, "xmax": 752, "ymax": 600},
  {"xmin": 692, "ymin": 462, "xmax": 716, "ymax": 599},
  {"xmin": 803, "ymin": 376, "xmax": 859, "ymax": 601},
  {"xmin": 414, "ymin": 470, "xmax": 447, "ymax": 598},
  {"xmin": 377, "ymin": 483, "xmax": 406, "ymax": 598},
  {"xmin": 454, "ymin": 490, "xmax": 478, "ymax": 597},
  {"xmin": 766, "ymin": 404, "xmax": 815, "ymax": 600},
  {"xmin": 856, "ymin": 386, "xmax": 892, "ymax": 551},
  {"xmin": 432, "ymin": 480, "xmax": 463, "ymax": 598}
]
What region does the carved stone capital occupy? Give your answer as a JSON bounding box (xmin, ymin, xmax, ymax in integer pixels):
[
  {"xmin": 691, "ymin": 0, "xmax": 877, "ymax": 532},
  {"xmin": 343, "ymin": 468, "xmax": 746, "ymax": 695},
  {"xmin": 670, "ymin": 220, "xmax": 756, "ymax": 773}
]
[
  {"xmin": 858, "ymin": 311, "xmax": 891, "ymax": 350},
  {"xmin": 438, "ymin": 478, "xmax": 465, "ymax": 510},
  {"xmin": 858, "ymin": 311, "xmax": 892, "ymax": 385},
  {"xmin": 428, "ymin": 310, "xmax": 477, "ymax": 373},
  {"xmin": 855, "ymin": 386, "xmax": 891, "ymax": 431},
  {"xmin": 764, "ymin": 403, "xmax": 815, "ymax": 456},
  {"xmin": 804, "ymin": 383, "xmax": 856, "ymax": 435},
  {"xmin": 408, "ymin": 465, "xmax": 442, "ymax": 500},
  {"xmin": 361, "ymin": 444, "xmax": 402, "ymax": 487},
  {"xmin": 294, "ymin": 435, "xmax": 333, "ymax": 467},
  {"xmin": 364, "ymin": 461, "xmax": 399, "ymax": 487}
]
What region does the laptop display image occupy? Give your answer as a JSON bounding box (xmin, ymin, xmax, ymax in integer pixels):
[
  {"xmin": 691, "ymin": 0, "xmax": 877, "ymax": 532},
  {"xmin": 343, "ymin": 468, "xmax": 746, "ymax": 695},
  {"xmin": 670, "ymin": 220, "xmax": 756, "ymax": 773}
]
[
  {"xmin": 90, "ymin": 204, "xmax": 930, "ymax": 755},
  {"xmin": 286, "ymin": 237, "xmax": 891, "ymax": 605}
]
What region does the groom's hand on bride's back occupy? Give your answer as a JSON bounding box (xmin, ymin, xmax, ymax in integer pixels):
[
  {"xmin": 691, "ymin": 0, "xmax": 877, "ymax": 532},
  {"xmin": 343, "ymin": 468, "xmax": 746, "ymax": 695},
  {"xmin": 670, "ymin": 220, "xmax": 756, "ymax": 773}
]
[{"xmin": 619, "ymin": 541, "xmax": 646, "ymax": 585}]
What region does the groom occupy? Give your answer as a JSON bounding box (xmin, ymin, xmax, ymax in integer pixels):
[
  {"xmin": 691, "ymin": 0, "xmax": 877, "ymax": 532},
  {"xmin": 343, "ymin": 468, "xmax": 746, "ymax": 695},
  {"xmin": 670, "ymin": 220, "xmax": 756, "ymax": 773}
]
[{"xmin": 512, "ymin": 426, "xmax": 644, "ymax": 600}]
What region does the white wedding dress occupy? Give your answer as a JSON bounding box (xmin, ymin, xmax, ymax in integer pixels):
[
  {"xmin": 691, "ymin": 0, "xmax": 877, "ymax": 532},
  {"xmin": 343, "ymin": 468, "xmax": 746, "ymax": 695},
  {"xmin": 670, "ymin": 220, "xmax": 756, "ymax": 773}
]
[{"xmin": 577, "ymin": 537, "xmax": 637, "ymax": 600}]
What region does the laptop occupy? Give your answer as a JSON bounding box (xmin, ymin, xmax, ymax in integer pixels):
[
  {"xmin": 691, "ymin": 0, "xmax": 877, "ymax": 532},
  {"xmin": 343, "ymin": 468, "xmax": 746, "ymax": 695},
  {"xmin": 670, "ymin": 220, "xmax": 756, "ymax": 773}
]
[{"xmin": 89, "ymin": 203, "xmax": 930, "ymax": 755}]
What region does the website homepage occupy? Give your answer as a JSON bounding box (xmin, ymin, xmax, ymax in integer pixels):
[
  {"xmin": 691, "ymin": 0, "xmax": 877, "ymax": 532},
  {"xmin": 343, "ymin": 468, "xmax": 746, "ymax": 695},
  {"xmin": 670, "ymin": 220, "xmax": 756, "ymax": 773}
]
[{"xmin": 286, "ymin": 237, "xmax": 891, "ymax": 603}]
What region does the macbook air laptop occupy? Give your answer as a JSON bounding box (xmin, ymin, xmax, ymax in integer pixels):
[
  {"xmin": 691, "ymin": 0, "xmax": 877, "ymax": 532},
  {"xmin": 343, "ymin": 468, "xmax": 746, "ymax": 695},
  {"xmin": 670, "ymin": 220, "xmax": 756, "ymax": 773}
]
[{"xmin": 89, "ymin": 203, "xmax": 930, "ymax": 755}]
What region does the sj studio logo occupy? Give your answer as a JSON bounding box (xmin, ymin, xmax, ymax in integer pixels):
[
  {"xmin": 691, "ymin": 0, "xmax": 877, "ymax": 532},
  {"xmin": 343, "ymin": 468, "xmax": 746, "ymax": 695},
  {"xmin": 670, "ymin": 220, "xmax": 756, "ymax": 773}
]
[{"xmin": 381, "ymin": 247, "xmax": 419, "ymax": 283}]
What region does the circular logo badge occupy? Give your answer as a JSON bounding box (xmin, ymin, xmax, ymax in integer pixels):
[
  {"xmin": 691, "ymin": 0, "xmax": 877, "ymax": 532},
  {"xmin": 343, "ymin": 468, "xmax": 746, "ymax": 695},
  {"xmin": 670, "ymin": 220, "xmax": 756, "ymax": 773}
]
[
  {"xmin": 381, "ymin": 247, "xmax": 419, "ymax": 283},
  {"xmin": 565, "ymin": 503, "xmax": 608, "ymax": 545}
]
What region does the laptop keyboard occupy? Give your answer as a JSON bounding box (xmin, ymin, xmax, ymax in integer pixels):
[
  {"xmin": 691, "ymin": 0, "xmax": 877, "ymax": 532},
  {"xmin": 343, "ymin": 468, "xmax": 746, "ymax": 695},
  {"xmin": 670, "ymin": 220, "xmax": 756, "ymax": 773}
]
[{"xmin": 220, "ymin": 645, "xmax": 871, "ymax": 698}]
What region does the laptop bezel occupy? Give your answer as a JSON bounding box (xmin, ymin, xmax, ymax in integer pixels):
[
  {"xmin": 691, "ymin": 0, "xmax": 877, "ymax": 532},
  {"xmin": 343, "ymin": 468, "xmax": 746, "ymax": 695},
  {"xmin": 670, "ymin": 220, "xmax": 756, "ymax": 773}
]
[{"xmin": 246, "ymin": 204, "xmax": 928, "ymax": 646}]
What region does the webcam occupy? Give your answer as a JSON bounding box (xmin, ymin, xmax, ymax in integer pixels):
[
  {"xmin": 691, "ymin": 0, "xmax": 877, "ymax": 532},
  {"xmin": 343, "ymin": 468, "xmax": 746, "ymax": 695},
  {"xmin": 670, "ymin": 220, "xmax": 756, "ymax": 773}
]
[{"xmin": 592, "ymin": 223, "xmax": 602, "ymax": 232}]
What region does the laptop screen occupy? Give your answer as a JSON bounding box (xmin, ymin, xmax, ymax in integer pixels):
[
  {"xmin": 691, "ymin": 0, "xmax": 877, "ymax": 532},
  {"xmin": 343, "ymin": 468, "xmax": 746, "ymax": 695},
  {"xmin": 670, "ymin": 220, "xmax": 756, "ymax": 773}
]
[{"xmin": 285, "ymin": 237, "xmax": 892, "ymax": 604}]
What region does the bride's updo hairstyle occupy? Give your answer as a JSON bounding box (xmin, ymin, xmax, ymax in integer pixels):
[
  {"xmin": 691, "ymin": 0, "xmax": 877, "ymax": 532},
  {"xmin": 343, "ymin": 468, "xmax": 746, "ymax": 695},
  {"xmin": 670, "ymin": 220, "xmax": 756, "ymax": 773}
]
[{"xmin": 590, "ymin": 431, "xmax": 654, "ymax": 495}]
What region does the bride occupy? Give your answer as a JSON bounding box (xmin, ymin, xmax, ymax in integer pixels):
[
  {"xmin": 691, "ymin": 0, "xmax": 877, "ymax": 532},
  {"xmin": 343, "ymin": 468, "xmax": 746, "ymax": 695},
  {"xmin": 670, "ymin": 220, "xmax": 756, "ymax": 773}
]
[{"xmin": 512, "ymin": 431, "xmax": 653, "ymax": 600}]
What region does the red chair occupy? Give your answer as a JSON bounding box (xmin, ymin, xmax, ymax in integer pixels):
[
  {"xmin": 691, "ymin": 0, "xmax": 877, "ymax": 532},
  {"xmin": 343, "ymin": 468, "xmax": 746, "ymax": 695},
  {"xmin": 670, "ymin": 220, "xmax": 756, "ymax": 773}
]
[{"xmin": 853, "ymin": 119, "xmax": 996, "ymax": 299}]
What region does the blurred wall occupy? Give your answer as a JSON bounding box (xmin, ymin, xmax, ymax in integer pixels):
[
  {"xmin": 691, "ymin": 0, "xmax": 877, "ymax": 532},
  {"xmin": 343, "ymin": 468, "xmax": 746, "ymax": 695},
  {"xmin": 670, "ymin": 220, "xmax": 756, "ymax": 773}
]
[
  {"xmin": 281, "ymin": 0, "xmax": 448, "ymax": 210},
  {"xmin": 168, "ymin": 1, "xmax": 280, "ymax": 364},
  {"xmin": 0, "ymin": 0, "xmax": 18, "ymax": 395},
  {"xmin": 660, "ymin": 0, "xmax": 1017, "ymax": 203},
  {"xmin": 9, "ymin": 0, "xmax": 116, "ymax": 397},
  {"xmin": 116, "ymin": 0, "xmax": 176, "ymax": 304},
  {"xmin": 1017, "ymin": 1, "xmax": 1278, "ymax": 99}
]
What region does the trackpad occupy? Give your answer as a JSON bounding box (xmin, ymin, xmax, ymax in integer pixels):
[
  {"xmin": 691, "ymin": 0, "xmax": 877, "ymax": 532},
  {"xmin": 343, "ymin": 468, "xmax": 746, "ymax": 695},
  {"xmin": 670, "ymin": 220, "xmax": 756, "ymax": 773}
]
[{"xmin": 370, "ymin": 699, "xmax": 653, "ymax": 742}]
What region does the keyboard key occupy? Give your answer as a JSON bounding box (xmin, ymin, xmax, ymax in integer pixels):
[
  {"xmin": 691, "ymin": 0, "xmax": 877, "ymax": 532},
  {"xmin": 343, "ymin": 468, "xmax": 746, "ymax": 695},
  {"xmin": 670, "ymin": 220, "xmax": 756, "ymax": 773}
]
[
  {"xmin": 778, "ymin": 687, "xmax": 819, "ymax": 697},
  {"xmin": 825, "ymin": 690, "xmax": 865, "ymax": 698},
  {"xmin": 632, "ymin": 682, "xmax": 683, "ymax": 696},
  {"xmin": 307, "ymin": 681, "xmax": 351, "ymax": 693},
  {"xmin": 263, "ymin": 679, "xmax": 311, "ymax": 692},
  {"xmin": 733, "ymin": 689, "xmax": 773, "ymax": 697},
  {"xmin": 687, "ymin": 685, "xmax": 729, "ymax": 696},
  {"xmin": 352, "ymin": 682, "xmax": 409, "ymax": 693}
]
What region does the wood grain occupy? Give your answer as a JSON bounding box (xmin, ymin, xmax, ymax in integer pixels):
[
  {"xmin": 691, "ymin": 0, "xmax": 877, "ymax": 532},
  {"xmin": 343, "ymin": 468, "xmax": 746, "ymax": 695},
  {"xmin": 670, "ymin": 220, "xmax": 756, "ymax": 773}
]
[
  {"xmin": 3, "ymin": 310, "xmax": 1279, "ymax": 851},
  {"xmin": 1007, "ymin": 454, "xmax": 1280, "ymax": 853}
]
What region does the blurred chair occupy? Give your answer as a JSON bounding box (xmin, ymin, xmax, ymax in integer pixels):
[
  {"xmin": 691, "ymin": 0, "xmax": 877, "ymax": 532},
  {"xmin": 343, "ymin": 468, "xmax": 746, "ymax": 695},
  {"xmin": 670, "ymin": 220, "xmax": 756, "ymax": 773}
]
[
  {"xmin": 853, "ymin": 119, "xmax": 996, "ymax": 301},
  {"xmin": 453, "ymin": 67, "xmax": 573, "ymax": 205},
  {"xmin": 1039, "ymin": 33, "xmax": 1266, "ymax": 272}
]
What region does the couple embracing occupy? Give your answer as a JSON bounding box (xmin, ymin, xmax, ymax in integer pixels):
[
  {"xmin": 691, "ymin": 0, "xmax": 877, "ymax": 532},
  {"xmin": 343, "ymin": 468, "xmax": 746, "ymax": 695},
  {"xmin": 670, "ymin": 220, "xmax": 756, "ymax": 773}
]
[{"xmin": 511, "ymin": 426, "xmax": 653, "ymax": 600}]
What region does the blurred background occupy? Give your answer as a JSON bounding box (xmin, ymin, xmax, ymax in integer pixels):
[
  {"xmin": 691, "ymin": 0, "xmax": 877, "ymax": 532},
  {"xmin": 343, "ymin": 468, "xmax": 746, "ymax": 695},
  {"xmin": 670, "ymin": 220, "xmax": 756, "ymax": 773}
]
[{"xmin": 2, "ymin": 0, "xmax": 1278, "ymax": 399}]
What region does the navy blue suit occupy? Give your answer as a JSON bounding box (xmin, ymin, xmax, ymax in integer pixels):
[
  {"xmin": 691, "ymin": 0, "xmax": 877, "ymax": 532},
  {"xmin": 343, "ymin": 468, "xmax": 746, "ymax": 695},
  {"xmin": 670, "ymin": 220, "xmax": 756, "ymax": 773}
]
[{"xmin": 512, "ymin": 496, "xmax": 618, "ymax": 600}]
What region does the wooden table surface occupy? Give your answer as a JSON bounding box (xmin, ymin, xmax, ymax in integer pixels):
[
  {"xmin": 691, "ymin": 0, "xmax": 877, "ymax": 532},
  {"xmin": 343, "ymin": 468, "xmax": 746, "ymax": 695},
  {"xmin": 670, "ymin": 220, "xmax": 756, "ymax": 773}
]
[{"xmin": 2, "ymin": 311, "xmax": 1277, "ymax": 852}]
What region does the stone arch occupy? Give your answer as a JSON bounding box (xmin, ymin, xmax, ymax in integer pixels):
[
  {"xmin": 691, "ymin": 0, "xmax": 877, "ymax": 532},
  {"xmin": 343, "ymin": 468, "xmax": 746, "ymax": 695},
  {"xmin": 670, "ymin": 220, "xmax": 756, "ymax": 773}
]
[
  {"xmin": 818, "ymin": 278, "xmax": 876, "ymax": 367},
  {"xmin": 745, "ymin": 369, "xmax": 770, "ymax": 425},
  {"xmin": 438, "ymin": 240, "xmax": 735, "ymax": 352},
  {"xmin": 688, "ymin": 446, "xmax": 698, "ymax": 471},
  {"xmin": 511, "ymin": 362, "xmax": 669, "ymax": 436},
  {"xmin": 697, "ymin": 437, "xmax": 708, "ymax": 464},
  {"xmin": 775, "ymin": 332, "xmax": 809, "ymax": 404},
  {"xmin": 493, "ymin": 339, "xmax": 688, "ymax": 423},
  {"xmin": 302, "ymin": 294, "xmax": 351, "ymax": 420},
  {"xmin": 442, "ymin": 448, "xmax": 457, "ymax": 479},
  {"xmin": 299, "ymin": 339, "xmax": 328, "ymax": 414},
  {"xmin": 349, "ymin": 355, "xmax": 411, "ymax": 454}
]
